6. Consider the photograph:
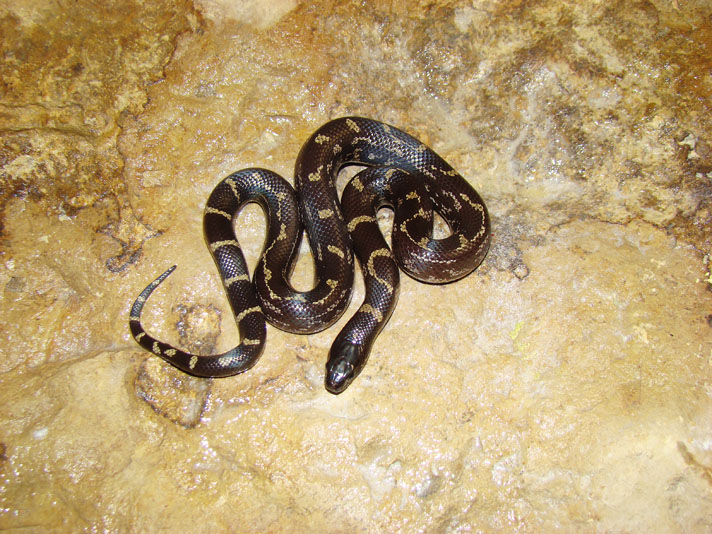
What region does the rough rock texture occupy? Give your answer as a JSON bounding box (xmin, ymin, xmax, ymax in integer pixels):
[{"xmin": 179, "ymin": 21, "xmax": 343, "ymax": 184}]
[{"xmin": 1, "ymin": 0, "xmax": 711, "ymax": 531}]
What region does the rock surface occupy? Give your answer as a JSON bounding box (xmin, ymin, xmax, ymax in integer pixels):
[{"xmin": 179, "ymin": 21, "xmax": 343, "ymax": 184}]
[{"xmin": 1, "ymin": 0, "xmax": 711, "ymax": 531}]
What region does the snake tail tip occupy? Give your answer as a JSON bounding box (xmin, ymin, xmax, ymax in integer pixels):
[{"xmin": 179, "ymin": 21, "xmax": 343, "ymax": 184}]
[
  {"xmin": 160, "ymin": 265, "xmax": 177, "ymax": 278},
  {"xmin": 147, "ymin": 265, "xmax": 177, "ymax": 289}
]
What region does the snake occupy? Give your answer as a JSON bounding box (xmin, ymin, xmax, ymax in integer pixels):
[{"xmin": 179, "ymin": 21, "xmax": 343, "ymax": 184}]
[{"xmin": 129, "ymin": 117, "xmax": 490, "ymax": 394}]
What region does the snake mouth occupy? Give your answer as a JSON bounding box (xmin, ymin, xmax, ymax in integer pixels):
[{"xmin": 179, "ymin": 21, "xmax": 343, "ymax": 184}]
[{"xmin": 325, "ymin": 359, "xmax": 355, "ymax": 394}]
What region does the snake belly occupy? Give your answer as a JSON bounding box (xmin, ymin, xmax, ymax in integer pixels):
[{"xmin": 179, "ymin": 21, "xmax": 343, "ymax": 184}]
[{"xmin": 129, "ymin": 117, "xmax": 491, "ymax": 393}]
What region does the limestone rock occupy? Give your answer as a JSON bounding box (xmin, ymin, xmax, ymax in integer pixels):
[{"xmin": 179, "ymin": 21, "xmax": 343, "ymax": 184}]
[{"xmin": 1, "ymin": 0, "xmax": 711, "ymax": 531}]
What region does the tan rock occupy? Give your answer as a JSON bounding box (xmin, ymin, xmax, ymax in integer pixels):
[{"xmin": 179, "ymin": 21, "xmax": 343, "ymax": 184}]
[{"xmin": 1, "ymin": 0, "xmax": 711, "ymax": 531}]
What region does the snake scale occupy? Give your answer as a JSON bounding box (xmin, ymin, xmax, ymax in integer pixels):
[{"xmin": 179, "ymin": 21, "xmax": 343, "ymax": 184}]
[{"xmin": 129, "ymin": 117, "xmax": 490, "ymax": 394}]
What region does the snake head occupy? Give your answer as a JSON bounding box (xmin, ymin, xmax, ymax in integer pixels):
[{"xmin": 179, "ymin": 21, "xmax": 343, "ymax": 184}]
[{"xmin": 325, "ymin": 339, "xmax": 364, "ymax": 394}]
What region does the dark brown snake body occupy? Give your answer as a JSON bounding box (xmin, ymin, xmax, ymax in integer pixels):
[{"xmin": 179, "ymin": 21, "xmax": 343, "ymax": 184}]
[{"xmin": 129, "ymin": 117, "xmax": 490, "ymax": 394}]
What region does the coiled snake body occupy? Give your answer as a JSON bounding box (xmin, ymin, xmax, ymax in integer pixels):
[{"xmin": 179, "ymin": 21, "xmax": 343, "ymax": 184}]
[{"xmin": 129, "ymin": 117, "xmax": 490, "ymax": 394}]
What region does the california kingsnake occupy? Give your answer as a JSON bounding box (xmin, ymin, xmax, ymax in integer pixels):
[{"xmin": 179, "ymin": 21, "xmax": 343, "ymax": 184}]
[{"xmin": 129, "ymin": 117, "xmax": 490, "ymax": 394}]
